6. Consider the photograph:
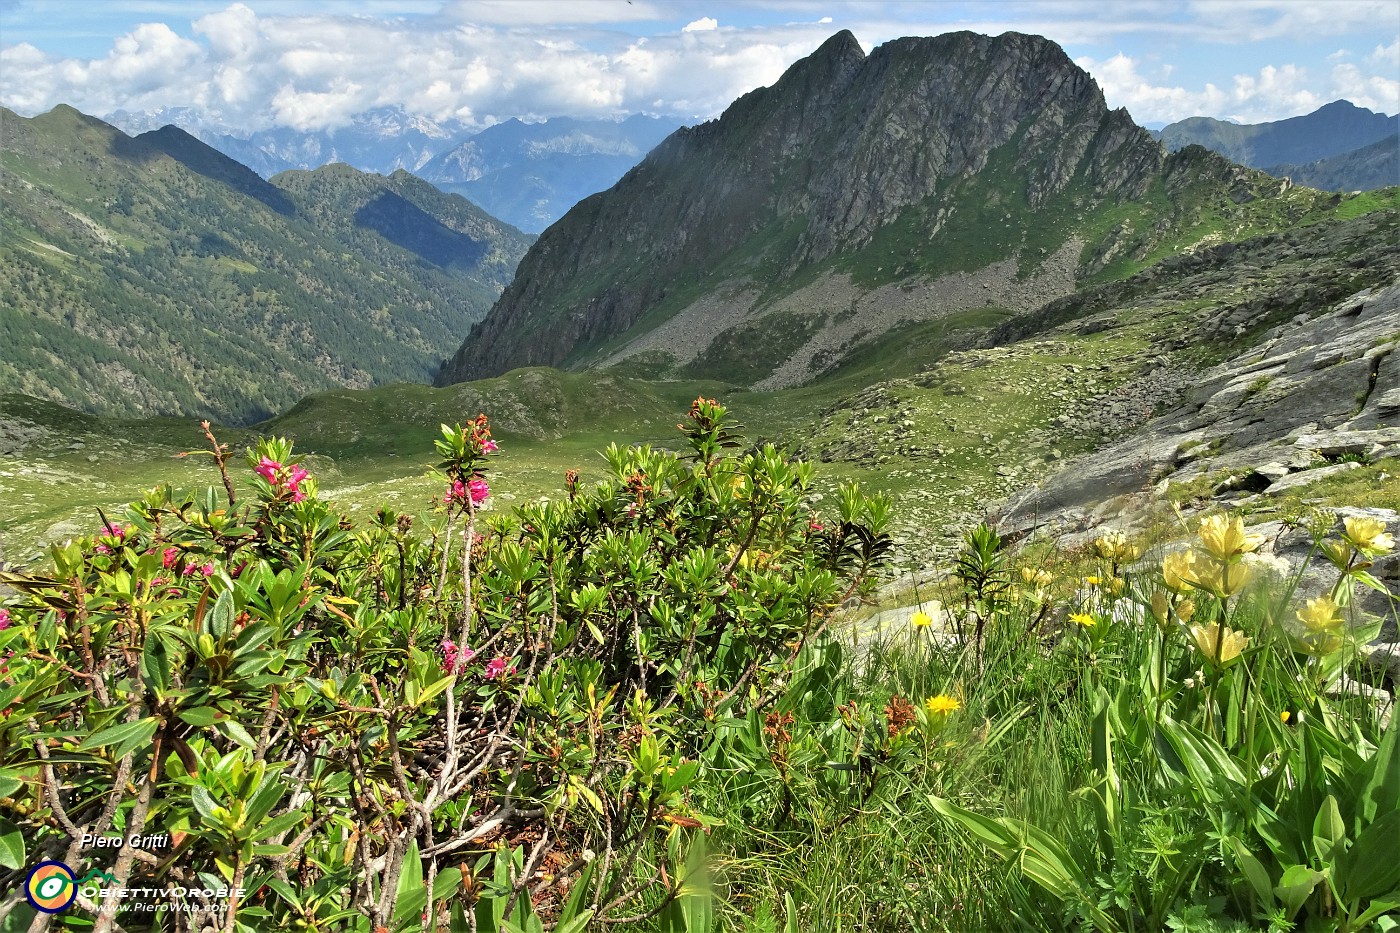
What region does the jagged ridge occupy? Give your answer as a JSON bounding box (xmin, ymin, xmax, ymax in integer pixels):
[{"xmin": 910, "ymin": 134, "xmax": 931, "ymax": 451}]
[{"xmin": 437, "ymin": 30, "xmax": 1174, "ymax": 386}]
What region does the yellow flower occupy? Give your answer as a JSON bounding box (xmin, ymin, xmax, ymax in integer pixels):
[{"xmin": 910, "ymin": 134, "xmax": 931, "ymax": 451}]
[
  {"xmin": 1150, "ymin": 589, "xmax": 1170, "ymax": 624},
  {"xmin": 1342, "ymin": 516, "xmax": 1395, "ymax": 556},
  {"xmin": 1321, "ymin": 539, "xmax": 1353, "ymax": 570},
  {"xmin": 1084, "ymin": 575, "xmax": 1101, "ymax": 587},
  {"xmin": 1019, "ymin": 567, "xmax": 1053, "ymax": 587},
  {"xmin": 1162, "ymin": 550, "xmax": 1198, "ymax": 592},
  {"xmin": 1295, "ymin": 630, "xmax": 1344, "ymax": 657},
  {"xmin": 1069, "ymin": 612, "xmax": 1097, "ymax": 628},
  {"xmin": 1197, "ymin": 514, "xmax": 1264, "ymax": 561},
  {"xmin": 1191, "ymin": 559, "xmax": 1254, "ymax": 598},
  {"xmin": 1188, "ymin": 623, "xmax": 1250, "ymax": 666},
  {"xmin": 911, "ymin": 611, "xmax": 933, "ymax": 629},
  {"xmin": 1104, "ymin": 577, "xmax": 1125, "ymax": 596},
  {"xmin": 925, "ymin": 695, "xmax": 961, "ymax": 715},
  {"xmin": 1176, "ymin": 598, "xmax": 1196, "ymax": 623},
  {"xmin": 1296, "ymin": 596, "xmax": 1343, "ymax": 633},
  {"xmin": 1280, "ymin": 710, "xmax": 1290, "ymax": 723},
  {"xmin": 1094, "ymin": 532, "xmax": 1142, "ymax": 563}
]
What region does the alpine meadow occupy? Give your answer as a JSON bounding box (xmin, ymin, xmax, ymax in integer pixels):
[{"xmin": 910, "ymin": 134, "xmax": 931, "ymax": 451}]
[{"xmin": 1, "ymin": 6, "xmax": 1398, "ymax": 933}]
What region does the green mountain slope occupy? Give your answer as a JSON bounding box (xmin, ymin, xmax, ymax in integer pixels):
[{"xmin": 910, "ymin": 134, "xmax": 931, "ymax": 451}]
[
  {"xmin": 436, "ymin": 31, "xmax": 1370, "ymax": 390},
  {"xmin": 1264, "ymin": 136, "xmax": 1399, "ymax": 192},
  {"xmin": 0, "ymin": 105, "xmax": 532, "ymax": 424},
  {"xmin": 1159, "ymin": 100, "xmax": 1397, "ymax": 170}
]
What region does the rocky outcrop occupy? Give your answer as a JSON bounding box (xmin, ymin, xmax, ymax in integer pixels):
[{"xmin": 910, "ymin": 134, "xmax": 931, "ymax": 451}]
[
  {"xmin": 436, "ymin": 30, "xmax": 1172, "ymax": 386},
  {"xmin": 999, "ymin": 280, "xmax": 1400, "ymax": 538}
]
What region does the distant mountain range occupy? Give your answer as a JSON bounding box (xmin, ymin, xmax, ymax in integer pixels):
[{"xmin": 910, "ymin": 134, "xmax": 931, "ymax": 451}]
[
  {"xmin": 1, "ymin": 105, "xmax": 532, "ymax": 424},
  {"xmin": 416, "ymin": 116, "xmax": 682, "ymax": 233},
  {"xmin": 436, "ymin": 30, "xmax": 1373, "ymax": 390},
  {"xmin": 105, "ymin": 106, "xmax": 682, "ymax": 232},
  {"xmin": 1158, "ymin": 100, "xmax": 1398, "ymax": 191}
]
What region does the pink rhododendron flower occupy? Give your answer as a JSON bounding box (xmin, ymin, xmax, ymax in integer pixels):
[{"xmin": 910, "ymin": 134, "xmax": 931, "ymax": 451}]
[
  {"xmin": 0, "ymin": 609, "xmax": 10, "ymax": 630},
  {"xmin": 440, "ymin": 638, "xmax": 477, "ymax": 674},
  {"xmin": 162, "ymin": 547, "xmax": 179, "ymax": 568},
  {"xmin": 200, "ymin": 563, "xmax": 214, "ymax": 577},
  {"xmin": 468, "ymin": 478, "xmax": 490, "ymax": 504},
  {"xmin": 256, "ymin": 456, "xmax": 311, "ymax": 500},
  {"xmin": 483, "ymin": 656, "xmax": 515, "ymax": 679},
  {"xmin": 482, "ymin": 439, "xmax": 499, "ymax": 453}
]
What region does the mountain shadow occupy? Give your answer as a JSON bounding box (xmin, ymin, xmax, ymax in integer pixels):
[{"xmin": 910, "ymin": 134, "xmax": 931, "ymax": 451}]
[
  {"xmin": 127, "ymin": 126, "xmax": 296, "ymax": 216},
  {"xmin": 353, "ymin": 190, "xmax": 488, "ymax": 269}
]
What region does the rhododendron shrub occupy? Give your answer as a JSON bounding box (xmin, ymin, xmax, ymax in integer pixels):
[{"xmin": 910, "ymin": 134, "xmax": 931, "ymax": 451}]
[{"xmin": 0, "ymin": 399, "xmax": 889, "ymax": 931}]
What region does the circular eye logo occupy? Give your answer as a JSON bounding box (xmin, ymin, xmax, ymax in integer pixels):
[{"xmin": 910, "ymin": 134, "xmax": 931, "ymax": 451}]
[{"xmin": 26, "ymin": 861, "xmax": 77, "ymax": 913}]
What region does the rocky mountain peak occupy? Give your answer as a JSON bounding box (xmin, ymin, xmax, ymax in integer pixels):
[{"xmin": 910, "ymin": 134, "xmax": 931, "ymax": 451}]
[{"xmin": 432, "ymin": 31, "xmax": 1274, "ymax": 388}]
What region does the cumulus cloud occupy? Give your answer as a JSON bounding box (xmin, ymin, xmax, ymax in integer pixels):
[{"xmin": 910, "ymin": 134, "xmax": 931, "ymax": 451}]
[
  {"xmin": 1076, "ymin": 51, "xmax": 1398, "ymax": 124},
  {"xmin": 1, "ymin": 3, "xmax": 844, "ymax": 131},
  {"xmin": 1, "ymin": 0, "xmax": 1395, "ymax": 136}
]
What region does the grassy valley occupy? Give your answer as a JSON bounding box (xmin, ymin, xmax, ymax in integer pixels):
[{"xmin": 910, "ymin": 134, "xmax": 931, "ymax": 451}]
[{"xmin": 0, "ymin": 106, "xmax": 531, "ymax": 424}]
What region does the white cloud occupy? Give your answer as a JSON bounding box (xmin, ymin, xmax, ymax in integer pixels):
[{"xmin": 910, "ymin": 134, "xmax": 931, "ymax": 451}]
[
  {"xmin": 2, "ymin": 0, "xmax": 1395, "ymax": 135},
  {"xmin": 1077, "ymin": 51, "xmax": 1397, "ymax": 124}
]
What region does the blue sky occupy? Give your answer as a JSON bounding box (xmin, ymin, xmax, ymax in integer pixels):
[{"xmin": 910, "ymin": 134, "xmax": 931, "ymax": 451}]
[{"xmin": 1, "ymin": 1, "xmax": 1396, "ymax": 131}]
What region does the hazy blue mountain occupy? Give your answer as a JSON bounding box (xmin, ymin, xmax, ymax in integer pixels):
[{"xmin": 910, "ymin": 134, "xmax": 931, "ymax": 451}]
[
  {"xmin": 417, "ymin": 115, "xmax": 682, "ymax": 232},
  {"xmin": 1159, "ymin": 100, "xmax": 1397, "ymax": 170},
  {"xmin": 106, "ymin": 106, "xmax": 477, "ymax": 177},
  {"xmin": 1264, "ymin": 136, "xmax": 1400, "ymax": 192}
]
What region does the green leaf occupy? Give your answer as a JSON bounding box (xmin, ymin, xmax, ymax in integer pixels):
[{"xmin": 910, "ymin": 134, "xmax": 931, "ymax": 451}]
[
  {"xmin": 1340, "ymin": 809, "xmax": 1400, "ymax": 901},
  {"xmin": 393, "ymin": 839, "xmax": 425, "ymax": 926},
  {"xmin": 557, "ymin": 861, "xmax": 594, "ymax": 923},
  {"xmin": 0, "ymin": 817, "xmax": 25, "ymax": 869},
  {"xmin": 79, "ymin": 717, "xmax": 159, "ymax": 757},
  {"xmin": 1357, "ymin": 713, "xmax": 1399, "ymax": 826},
  {"xmin": 192, "ymin": 785, "xmax": 221, "ymax": 823},
  {"xmin": 1311, "ymin": 794, "xmax": 1346, "ymax": 865},
  {"xmin": 178, "ymin": 706, "xmax": 221, "ymax": 727},
  {"xmin": 553, "ymin": 913, "xmax": 594, "ymax": 933},
  {"xmin": 1228, "ymin": 837, "xmax": 1275, "ymax": 908},
  {"xmin": 431, "ymin": 866, "xmax": 462, "ymax": 903},
  {"xmin": 1275, "ymin": 864, "xmax": 1326, "ymax": 919},
  {"xmin": 142, "ymin": 633, "xmax": 171, "ymax": 694},
  {"xmin": 218, "ymin": 719, "xmax": 258, "ymax": 750}
]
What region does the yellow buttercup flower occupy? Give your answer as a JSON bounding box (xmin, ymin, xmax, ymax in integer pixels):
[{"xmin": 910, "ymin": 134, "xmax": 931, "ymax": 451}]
[
  {"xmin": 1084, "ymin": 575, "xmax": 1101, "ymax": 587},
  {"xmin": 1162, "ymin": 550, "xmax": 1198, "ymax": 592},
  {"xmin": 1198, "ymin": 514, "xmax": 1264, "ymax": 561},
  {"xmin": 911, "ymin": 611, "xmax": 933, "ymax": 629},
  {"xmin": 1280, "ymin": 710, "xmax": 1291, "ymax": 723},
  {"xmin": 1296, "ymin": 596, "xmax": 1343, "ymax": 633},
  {"xmin": 1189, "ymin": 623, "xmax": 1250, "ymax": 666},
  {"xmin": 925, "ymin": 695, "xmax": 961, "ymax": 715},
  {"xmin": 1342, "ymin": 516, "xmax": 1394, "ymax": 556},
  {"xmin": 1069, "ymin": 612, "xmax": 1097, "ymax": 628}
]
